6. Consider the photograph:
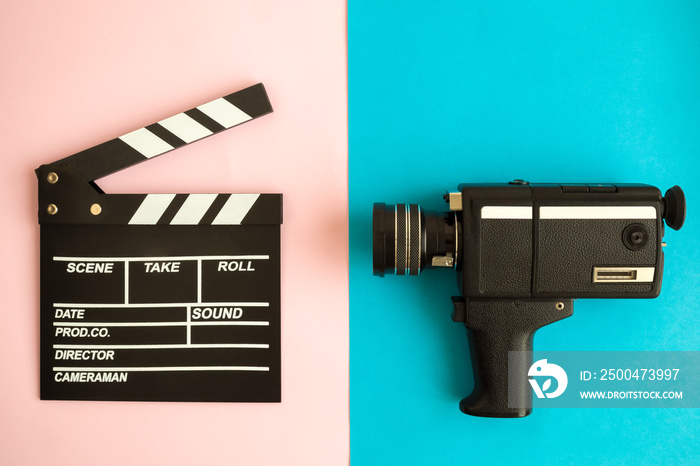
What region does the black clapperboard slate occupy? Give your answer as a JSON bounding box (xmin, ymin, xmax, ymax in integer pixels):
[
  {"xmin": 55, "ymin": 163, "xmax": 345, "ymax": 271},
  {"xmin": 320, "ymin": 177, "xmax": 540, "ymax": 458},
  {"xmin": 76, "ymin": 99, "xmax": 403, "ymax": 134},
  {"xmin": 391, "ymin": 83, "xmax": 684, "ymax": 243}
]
[{"xmin": 36, "ymin": 83, "xmax": 282, "ymax": 402}]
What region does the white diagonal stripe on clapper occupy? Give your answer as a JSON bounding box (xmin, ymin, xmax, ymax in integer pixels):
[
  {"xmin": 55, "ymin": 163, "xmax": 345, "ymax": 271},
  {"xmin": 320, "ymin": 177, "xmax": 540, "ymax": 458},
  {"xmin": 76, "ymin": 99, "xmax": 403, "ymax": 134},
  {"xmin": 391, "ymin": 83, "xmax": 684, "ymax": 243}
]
[
  {"xmin": 129, "ymin": 194, "xmax": 177, "ymax": 225},
  {"xmin": 197, "ymin": 98, "xmax": 252, "ymax": 128},
  {"xmin": 170, "ymin": 194, "xmax": 219, "ymax": 225},
  {"xmin": 158, "ymin": 113, "xmax": 213, "ymax": 143},
  {"xmin": 212, "ymin": 194, "xmax": 260, "ymax": 225},
  {"xmin": 119, "ymin": 127, "xmax": 173, "ymax": 159}
]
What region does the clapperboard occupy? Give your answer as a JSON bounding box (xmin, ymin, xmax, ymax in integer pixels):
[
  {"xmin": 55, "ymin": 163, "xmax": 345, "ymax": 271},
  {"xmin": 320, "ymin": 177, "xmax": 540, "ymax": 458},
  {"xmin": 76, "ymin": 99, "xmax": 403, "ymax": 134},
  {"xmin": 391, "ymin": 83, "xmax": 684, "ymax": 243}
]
[{"xmin": 36, "ymin": 83, "xmax": 282, "ymax": 402}]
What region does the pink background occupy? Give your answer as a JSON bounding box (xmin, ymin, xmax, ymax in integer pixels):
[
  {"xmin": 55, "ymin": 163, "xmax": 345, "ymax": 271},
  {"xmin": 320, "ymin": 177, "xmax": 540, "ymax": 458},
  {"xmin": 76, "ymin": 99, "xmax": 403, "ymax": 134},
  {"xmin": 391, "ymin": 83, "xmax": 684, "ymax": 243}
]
[{"xmin": 0, "ymin": 1, "xmax": 348, "ymax": 464}]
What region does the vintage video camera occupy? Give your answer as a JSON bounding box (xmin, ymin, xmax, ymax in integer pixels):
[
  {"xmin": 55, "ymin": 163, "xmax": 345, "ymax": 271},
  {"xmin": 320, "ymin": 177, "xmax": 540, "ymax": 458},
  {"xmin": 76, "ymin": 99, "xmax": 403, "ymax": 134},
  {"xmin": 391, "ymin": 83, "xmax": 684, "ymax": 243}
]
[{"xmin": 372, "ymin": 181, "xmax": 686, "ymax": 418}]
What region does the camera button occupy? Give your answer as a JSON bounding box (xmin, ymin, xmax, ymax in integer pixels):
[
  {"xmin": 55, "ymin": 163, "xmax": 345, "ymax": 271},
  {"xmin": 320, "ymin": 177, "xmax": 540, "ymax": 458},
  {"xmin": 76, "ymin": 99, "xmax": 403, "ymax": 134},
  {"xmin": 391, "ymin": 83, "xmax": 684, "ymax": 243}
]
[
  {"xmin": 509, "ymin": 179, "xmax": 529, "ymax": 185},
  {"xmin": 561, "ymin": 184, "xmax": 589, "ymax": 193},
  {"xmin": 589, "ymin": 184, "xmax": 617, "ymax": 193}
]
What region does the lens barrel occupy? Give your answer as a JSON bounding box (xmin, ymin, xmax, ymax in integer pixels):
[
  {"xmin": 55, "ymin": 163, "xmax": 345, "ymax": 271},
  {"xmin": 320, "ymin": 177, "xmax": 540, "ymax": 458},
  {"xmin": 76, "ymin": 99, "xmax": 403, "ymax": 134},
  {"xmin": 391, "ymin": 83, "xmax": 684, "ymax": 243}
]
[{"xmin": 373, "ymin": 202, "xmax": 459, "ymax": 276}]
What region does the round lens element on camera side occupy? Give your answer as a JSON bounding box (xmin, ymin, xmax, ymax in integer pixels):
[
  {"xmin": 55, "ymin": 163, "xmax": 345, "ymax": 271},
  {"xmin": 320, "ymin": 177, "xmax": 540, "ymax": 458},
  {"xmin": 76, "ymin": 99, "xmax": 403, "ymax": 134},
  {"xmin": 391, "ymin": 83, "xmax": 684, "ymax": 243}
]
[{"xmin": 622, "ymin": 224, "xmax": 648, "ymax": 251}]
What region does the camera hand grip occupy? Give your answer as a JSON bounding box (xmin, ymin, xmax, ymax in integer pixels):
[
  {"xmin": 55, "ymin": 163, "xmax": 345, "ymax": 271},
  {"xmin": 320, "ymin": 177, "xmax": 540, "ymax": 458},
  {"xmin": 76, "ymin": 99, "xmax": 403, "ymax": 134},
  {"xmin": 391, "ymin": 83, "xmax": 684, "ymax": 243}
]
[{"xmin": 456, "ymin": 299, "xmax": 573, "ymax": 417}]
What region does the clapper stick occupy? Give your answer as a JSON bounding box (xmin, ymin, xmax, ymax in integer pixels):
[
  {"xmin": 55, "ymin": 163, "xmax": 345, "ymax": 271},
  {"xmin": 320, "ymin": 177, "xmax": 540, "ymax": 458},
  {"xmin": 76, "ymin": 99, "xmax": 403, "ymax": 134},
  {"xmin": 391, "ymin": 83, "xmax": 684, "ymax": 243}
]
[
  {"xmin": 44, "ymin": 83, "xmax": 273, "ymax": 182},
  {"xmin": 37, "ymin": 83, "xmax": 279, "ymax": 226},
  {"xmin": 36, "ymin": 83, "xmax": 282, "ymax": 402}
]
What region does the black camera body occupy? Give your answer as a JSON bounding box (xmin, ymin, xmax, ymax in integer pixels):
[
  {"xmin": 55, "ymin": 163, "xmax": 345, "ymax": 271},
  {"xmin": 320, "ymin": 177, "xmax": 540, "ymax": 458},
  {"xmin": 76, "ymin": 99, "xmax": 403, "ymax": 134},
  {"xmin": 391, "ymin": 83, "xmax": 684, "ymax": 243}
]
[
  {"xmin": 459, "ymin": 182, "xmax": 665, "ymax": 300},
  {"xmin": 373, "ymin": 181, "xmax": 685, "ymax": 418}
]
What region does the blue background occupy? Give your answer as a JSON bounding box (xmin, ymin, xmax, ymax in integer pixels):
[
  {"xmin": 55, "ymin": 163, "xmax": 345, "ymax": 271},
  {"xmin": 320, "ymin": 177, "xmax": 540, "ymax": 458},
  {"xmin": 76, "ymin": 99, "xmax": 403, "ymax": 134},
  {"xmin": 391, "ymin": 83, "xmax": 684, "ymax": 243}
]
[{"xmin": 349, "ymin": 1, "xmax": 700, "ymax": 464}]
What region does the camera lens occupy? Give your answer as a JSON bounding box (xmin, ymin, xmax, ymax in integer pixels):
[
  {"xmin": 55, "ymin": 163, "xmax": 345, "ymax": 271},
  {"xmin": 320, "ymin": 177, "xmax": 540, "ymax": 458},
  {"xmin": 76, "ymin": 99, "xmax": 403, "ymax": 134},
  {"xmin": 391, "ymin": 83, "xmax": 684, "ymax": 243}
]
[{"xmin": 373, "ymin": 202, "xmax": 460, "ymax": 276}]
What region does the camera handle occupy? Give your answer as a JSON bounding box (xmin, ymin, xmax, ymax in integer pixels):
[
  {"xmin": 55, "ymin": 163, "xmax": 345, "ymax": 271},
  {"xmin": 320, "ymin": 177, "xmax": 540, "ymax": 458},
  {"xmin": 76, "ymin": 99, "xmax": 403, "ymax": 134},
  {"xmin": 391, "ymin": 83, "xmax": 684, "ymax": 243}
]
[{"xmin": 451, "ymin": 298, "xmax": 574, "ymax": 417}]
